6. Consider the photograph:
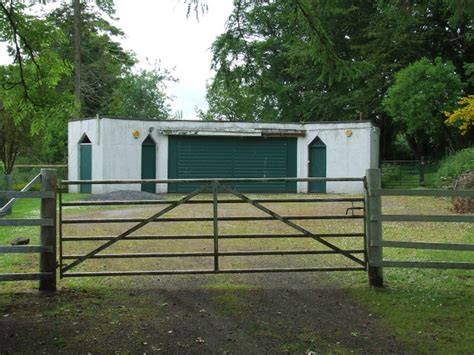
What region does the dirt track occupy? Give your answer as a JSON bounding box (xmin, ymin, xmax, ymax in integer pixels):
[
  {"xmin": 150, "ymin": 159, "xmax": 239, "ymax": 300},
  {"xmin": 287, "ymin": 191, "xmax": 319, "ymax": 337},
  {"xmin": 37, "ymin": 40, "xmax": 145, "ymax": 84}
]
[{"xmin": 0, "ymin": 272, "xmax": 410, "ymax": 354}]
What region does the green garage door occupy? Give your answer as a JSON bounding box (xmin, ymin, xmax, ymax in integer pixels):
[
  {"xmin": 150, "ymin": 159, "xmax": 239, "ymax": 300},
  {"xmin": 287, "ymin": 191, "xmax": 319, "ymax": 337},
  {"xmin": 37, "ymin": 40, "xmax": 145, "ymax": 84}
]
[{"xmin": 168, "ymin": 136, "xmax": 297, "ymax": 193}]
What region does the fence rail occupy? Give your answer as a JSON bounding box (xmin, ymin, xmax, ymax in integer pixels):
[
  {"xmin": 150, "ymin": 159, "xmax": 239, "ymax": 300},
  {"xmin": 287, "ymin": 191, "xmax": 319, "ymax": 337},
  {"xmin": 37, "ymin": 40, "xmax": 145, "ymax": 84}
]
[
  {"xmin": 2, "ymin": 169, "xmax": 472, "ymax": 290},
  {"xmin": 0, "ymin": 170, "xmax": 57, "ymax": 290},
  {"xmin": 0, "ymin": 173, "xmax": 42, "ymax": 215},
  {"xmin": 366, "ymin": 171, "xmax": 473, "ymax": 280},
  {"xmin": 61, "ymin": 176, "xmax": 365, "ymax": 185}
]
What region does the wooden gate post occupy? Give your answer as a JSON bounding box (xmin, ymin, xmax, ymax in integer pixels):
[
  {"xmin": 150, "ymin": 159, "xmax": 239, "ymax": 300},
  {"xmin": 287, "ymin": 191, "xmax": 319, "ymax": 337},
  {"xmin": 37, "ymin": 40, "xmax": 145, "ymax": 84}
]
[
  {"xmin": 39, "ymin": 169, "xmax": 57, "ymax": 292},
  {"xmin": 366, "ymin": 169, "xmax": 383, "ymax": 287}
]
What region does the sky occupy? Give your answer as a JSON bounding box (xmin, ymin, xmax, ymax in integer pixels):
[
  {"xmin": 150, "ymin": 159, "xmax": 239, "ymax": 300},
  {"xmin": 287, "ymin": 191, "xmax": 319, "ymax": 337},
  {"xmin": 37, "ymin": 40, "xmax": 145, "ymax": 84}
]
[{"xmin": 113, "ymin": 0, "xmax": 234, "ymax": 120}]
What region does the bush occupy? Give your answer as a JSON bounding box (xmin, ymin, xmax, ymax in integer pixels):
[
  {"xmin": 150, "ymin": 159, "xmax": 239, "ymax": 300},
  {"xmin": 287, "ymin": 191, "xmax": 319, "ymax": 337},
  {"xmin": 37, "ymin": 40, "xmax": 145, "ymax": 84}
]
[{"xmin": 435, "ymin": 147, "xmax": 474, "ymax": 187}]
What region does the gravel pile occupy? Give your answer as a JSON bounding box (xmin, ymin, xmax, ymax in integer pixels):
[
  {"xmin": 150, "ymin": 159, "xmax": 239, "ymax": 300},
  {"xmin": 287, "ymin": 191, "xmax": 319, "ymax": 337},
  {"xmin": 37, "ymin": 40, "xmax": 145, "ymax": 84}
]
[{"xmin": 82, "ymin": 190, "xmax": 163, "ymax": 201}]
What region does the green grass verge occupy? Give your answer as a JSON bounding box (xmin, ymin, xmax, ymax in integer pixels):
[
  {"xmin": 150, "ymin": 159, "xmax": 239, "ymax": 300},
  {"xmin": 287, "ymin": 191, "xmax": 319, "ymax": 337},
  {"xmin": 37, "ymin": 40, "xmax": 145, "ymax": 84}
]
[
  {"xmin": 0, "ymin": 194, "xmax": 86, "ymax": 275},
  {"xmin": 338, "ymin": 225, "xmax": 473, "ymax": 353}
]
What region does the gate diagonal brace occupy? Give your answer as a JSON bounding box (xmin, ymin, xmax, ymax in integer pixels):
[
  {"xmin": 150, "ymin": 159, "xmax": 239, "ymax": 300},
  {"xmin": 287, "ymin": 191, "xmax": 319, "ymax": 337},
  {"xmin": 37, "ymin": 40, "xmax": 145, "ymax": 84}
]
[
  {"xmin": 219, "ymin": 183, "xmax": 366, "ymax": 267},
  {"xmin": 61, "ymin": 183, "xmax": 210, "ymax": 273}
]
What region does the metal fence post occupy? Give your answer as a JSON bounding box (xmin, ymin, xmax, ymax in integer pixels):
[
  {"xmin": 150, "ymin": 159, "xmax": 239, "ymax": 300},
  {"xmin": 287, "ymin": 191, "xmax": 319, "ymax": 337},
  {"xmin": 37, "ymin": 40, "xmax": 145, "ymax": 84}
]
[
  {"xmin": 39, "ymin": 169, "xmax": 57, "ymax": 292},
  {"xmin": 366, "ymin": 168, "xmax": 383, "ymax": 287},
  {"xmin": 419, "ymin": 157, "xmax": 425, "ymax": 186}
]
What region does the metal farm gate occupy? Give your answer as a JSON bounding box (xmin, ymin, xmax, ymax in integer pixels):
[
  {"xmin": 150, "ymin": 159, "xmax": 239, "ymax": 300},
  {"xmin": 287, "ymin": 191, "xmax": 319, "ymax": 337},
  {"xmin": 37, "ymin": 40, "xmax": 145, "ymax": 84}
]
[
  {"xmin": 58, "ymin": 177, "xmax": 368, "ymax": 278},
  {"xmin": 2, "ymin": 169, "xmax": 472, "ymax": 291}
]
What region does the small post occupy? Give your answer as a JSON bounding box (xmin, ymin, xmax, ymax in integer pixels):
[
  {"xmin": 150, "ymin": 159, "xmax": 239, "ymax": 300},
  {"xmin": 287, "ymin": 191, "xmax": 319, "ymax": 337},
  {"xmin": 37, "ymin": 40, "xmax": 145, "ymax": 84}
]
[
  {"xmin": 419, "ymin": 157, "xmax": 425, "ymax": 186},
  {"xmin": 1, "ymin": 174, "xmax": 13, "ymax": 215},
  {"xmin": 366, "ymin": 168, "xmax": 383, "ymax": 287},
  {"xmin": 212, "ymin": 181, "xmax": 219, "ymax": 271},
  {"xmin": 39, "ymin": 169, "xmax": 57, "ymax": 292}
]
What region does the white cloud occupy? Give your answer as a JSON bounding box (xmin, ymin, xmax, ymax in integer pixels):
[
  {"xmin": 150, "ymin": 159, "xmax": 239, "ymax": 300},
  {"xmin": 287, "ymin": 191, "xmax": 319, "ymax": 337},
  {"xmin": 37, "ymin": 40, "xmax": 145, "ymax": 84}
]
[{"xmin": 113, "ymin": 0, "xmax": 233, "ymax": 120}]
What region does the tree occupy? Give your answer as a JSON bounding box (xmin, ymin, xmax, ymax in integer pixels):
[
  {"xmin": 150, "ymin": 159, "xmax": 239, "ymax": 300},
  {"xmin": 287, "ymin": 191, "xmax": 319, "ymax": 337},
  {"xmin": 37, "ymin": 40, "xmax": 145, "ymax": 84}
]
[
  {"xmin": 445, "ymin": 95, "xmax": 474, "ymax": 135},
  {"xmin": 48, "ymin": 2, "xmax": 135, "ymax": 117},
  {"xmin": 382, "ymin": 57, "xmax": 464, "ymax": 159},
  {"xmin": 106, "ymin": 66, "xmax": 177, "ymax": 118},
  {"xmin": 0, "ymin": 107, "xmax": 30, "ymax": 176},
  {"xmin": 0, "ymin": 56, "xmax": 74, "ymax": 165},
  {"xmin": 202, "ymin": 0, "xmax": 473, "ymax": 159},
  {"xmin": 0, "ymin": 2, "xmax": 75, "ymax": 167}
]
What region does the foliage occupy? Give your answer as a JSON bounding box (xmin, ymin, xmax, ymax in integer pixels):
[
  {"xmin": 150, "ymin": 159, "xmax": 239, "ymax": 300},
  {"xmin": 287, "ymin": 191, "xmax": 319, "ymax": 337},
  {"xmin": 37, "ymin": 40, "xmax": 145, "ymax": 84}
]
[
  {"xmin": 203, "ymin": 0, "xmax": 473, "ymax": 159},
  {"xmin": 0, "ymin": 108, "xmax": 31, "ymax": 174},
  {"xmin": 105, "ymin": 66, "xmax": 176, "ymax": 119},
  {"xmin": 202, "ymin": 0, "xmax": 361, "ymax": 122},
  {"xmin": 434, "ymin": 146, "xmax": 474, "ymax": 187},
  {"xmin": 444, "ymin": 95, "xmax": 474, "ymax": 134},
  {"xmin": 382, "ymin": 57, "xmax": 464, "ymax": 159},
  {"xmin": 0, "ymin": 3, "xmax": 75, "ymax": 168},
  {"xmin": 48, "ymin": 2, "xmax": 136, "ymax": 117}
]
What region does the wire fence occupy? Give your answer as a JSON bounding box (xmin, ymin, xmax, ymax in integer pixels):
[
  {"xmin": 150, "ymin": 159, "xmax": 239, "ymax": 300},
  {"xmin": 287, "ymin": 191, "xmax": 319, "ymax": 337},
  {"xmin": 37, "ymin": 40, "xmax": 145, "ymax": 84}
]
[
  {"xmin": 380, "ymin": 160, "xmax": 439, "ymax": 188},
  {"xmin": 1, "ymin": 165, "xmax": 68, "ymax": 191},
  {"xmin": 0, "ymin": 165, "xmax": 67, "ymax": 214}
]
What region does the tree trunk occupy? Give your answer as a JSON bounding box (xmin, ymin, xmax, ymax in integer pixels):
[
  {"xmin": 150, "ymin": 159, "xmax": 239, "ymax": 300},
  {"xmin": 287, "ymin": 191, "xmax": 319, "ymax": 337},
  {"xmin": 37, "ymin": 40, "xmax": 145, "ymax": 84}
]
[
  {"xmin": 406, "ymin": 136, "xmax": 425, "ymax": 160},
  {"xmin": 73, "ymin": 0, "xmax": 82, "ymax": 116}
]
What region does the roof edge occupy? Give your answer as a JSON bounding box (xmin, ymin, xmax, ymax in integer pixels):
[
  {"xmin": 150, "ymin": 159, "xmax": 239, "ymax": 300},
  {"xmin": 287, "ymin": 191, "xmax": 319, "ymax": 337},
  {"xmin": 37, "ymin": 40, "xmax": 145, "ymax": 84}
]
[{"xmin": 69, "ymin": 116, "xmax": 374, "ymax": 125}]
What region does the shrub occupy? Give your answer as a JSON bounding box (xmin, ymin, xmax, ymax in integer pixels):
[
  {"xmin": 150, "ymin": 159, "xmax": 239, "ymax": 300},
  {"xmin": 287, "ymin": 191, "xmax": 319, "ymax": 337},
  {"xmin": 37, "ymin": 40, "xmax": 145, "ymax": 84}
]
[{"xmin": 435, "ymin": 147, "xmax": 474, "ymax": 187}]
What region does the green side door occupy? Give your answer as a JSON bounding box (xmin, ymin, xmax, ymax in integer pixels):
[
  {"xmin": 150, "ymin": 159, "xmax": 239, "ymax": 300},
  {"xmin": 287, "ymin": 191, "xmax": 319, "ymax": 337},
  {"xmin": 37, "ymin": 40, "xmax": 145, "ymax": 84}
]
[
  {"xmin": 141, "ymin": 136, "xmax": 156, "ymax": 193},
  {"xmin": 79, "ymin": 144, "xmax": 92, "ymax": 193},
  {"xmin": 309, "ymin": 138, "xmax": 327, "ymax": 193}
]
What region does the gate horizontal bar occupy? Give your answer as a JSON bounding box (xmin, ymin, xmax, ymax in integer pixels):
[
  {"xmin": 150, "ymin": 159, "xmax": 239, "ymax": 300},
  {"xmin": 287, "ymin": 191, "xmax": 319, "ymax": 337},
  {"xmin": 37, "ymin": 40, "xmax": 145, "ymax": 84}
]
[
  {"xmin": 0, "ymin": 191, "xmax": 54, "ymax": 199},
  {"xmin": 62, "ymin": 232, "xmax": 365, "ymax": 241},
  {"xmin": 0, "ymin": 245, "xmax": 53, "ymax": 253},
  {"xmin": 62, "ymin": 215, "xmax": 365, "ymax": 224},
  {"xmin": 0, "ymin": 218, "xmax": 54, "ymax": 226},
  {"xmin": 61, "ymin": 184, "xmax": 210, "ymax": 274},
  {"xmin": 61, "ymin": 266, "xmax": 366, "ymax": 277},
  {"xmin": 375, "ymin": 215, "xmax": 474, "ymax": 223},
  {"xmin": 371, "ymin": 260, "xmax": 474, "ymax": 270},
  {"xmin": 62, "ymin": 249, "xmax": 366, "ymax": 259},
  {"xmin": 0, "ymin": 272, "xmax": 52, "ymax": 281},
  {"xmin": 62, "ymin": 197, "xmax": 365, "ymax": 207},
  {"xmin": 62, "ymin": 177, "xmax": 365, "ymax": 185},
  {"xmin": 372, "ymin": 240, "xmax": 474, "ymax": 251}
]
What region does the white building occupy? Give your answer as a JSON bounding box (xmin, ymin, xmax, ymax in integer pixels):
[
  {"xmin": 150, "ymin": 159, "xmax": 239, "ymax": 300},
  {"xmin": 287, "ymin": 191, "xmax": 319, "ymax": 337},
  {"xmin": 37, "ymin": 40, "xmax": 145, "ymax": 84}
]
[{"xmin": 68, "ymin": 117, "xmax": 379, "ymax": 194}]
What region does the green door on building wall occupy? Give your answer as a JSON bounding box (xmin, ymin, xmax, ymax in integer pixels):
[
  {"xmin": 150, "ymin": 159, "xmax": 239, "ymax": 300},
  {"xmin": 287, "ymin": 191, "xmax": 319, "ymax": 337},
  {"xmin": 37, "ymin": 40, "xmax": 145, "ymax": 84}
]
[
  {"xmin": 79, "ymin": 140, "xmax": 92, "ymax": 194},
  {"xmin": 141, "ymin": 135, "xmax": 156, "ymax": 193},
  {"xmin": 309, "ymin": 137, "xmax": 327, "ymax": 193},
  {"xmin": 168, "ymin": 135, "xmax": 297, "ymax": 193}
]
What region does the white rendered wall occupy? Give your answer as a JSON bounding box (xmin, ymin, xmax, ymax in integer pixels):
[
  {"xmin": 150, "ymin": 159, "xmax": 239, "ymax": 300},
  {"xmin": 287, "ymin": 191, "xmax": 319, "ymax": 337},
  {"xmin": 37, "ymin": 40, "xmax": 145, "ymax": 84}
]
[
  {"xmin": 297, "ymin": 122, "xmax": 375, "ymax": 194},
  {"xmin": 98, "ymin": 118, "xmax": 304, "ymax": 193},
  {"xmin": 68, "ymin": 118, "xmax": 379, "ymax": 194}
]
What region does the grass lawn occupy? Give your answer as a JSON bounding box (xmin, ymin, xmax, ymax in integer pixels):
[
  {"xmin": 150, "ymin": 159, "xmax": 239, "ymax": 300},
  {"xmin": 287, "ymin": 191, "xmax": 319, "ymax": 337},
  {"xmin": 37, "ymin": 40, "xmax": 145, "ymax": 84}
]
[{"xmin": 0, "ymin": 192, "xmax": 472, "ymax": 353}]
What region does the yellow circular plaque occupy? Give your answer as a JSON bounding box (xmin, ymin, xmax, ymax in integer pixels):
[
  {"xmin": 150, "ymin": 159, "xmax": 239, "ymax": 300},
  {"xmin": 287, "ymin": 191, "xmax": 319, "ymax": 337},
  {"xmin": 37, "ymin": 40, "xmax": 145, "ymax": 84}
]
[
  {"xmin": 132, "ymin": 130, "xmax": 140, "ymax": 138},
  {"xmin": 345, "ymin": 129, "xmax": 353, "ymax": 137}
]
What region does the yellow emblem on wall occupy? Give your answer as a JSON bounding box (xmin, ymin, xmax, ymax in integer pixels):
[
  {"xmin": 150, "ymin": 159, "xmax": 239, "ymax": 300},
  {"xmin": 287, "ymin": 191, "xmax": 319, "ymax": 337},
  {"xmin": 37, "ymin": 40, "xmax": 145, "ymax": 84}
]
[
  {"xmin": 345, "ymin": 129, "xmax": 353, "ymax": 137},
  {"xmin": 132, "ymin": 130, "xmax": 140, "ymax": 139}
]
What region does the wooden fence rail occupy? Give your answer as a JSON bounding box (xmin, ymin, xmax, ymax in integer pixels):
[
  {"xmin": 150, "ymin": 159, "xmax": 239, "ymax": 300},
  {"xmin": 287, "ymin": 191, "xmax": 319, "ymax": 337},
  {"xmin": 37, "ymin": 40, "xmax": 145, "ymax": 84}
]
[
  {"xmin": 0, "ymin": 169, "xmax": 57, "ymax": 291},
  {"xmin": 365, "ymin": 168, "xmax": 474, "ymax": 286},
  {"xmin": 1, "ymin": 169, "xmax": 472, "ymax": 290}
]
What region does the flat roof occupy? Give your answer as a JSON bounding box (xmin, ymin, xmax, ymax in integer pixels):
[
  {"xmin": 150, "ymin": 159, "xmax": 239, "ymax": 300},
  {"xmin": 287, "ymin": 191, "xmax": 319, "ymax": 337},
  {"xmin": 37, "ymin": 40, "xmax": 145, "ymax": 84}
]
[{"xmin": 69, "ymin": 116, "xmax": 373, "ymax": 125}]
